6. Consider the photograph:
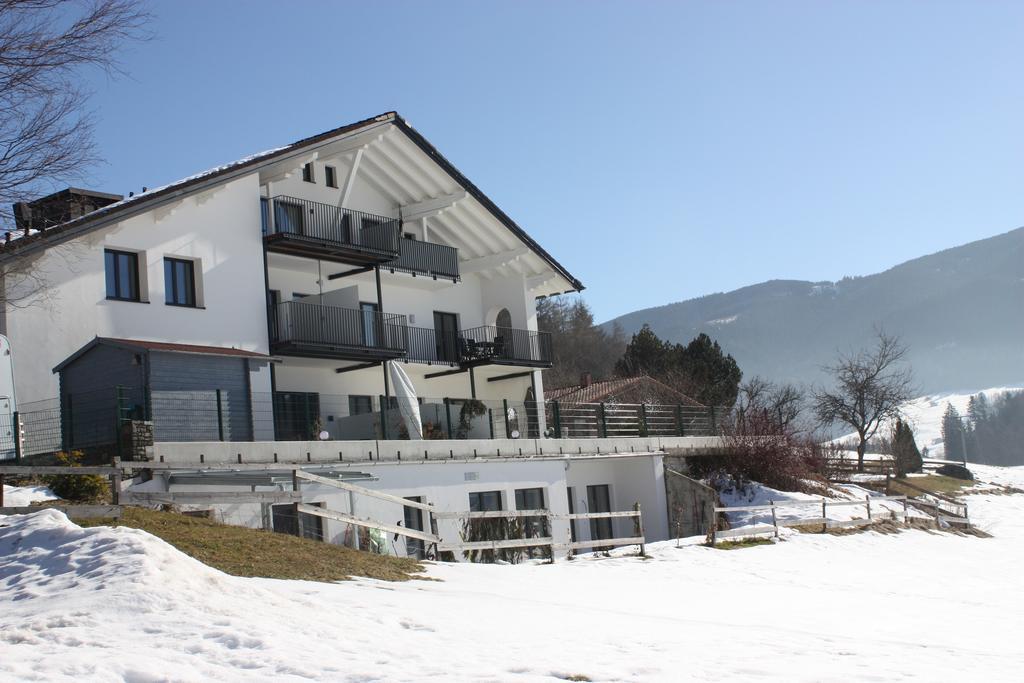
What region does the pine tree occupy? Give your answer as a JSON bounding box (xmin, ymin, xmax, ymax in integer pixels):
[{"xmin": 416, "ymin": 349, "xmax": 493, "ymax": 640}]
[
  {"xmin": 941, "ymin": 403, "xmax": 965, "ymax": 462},
  {"xmin": 967, "ymin": 393, "xmax": 990, "ymax": 426},
  {"xmin": 891, "ymin": 419, "xmax": 922, "ymax": 477},
  {"xmin": 615, "ymin": 327, "xmax": 742, "ymax": 407}
]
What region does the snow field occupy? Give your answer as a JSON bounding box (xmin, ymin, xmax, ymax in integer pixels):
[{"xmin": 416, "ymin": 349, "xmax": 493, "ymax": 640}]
[{"xmin": 2, "ymin": 467, "xmax": 1023, "ymax": 682}]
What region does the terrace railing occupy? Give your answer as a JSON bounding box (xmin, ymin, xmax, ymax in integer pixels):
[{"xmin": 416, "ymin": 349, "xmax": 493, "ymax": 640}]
[
  {"xmin": 263, "ymin": 196, "xmax": 400, "ymax": 261},
  {"xmin": 385, "ymin": 238, "xmax": 460, "ymax": 281},
  {"xmin": 459, "ymin": 326, "xmax": 553, "ymax": 366},
  {"xmin": 270, "ymin": 300, "xmax": 408, "ymax": 359}
]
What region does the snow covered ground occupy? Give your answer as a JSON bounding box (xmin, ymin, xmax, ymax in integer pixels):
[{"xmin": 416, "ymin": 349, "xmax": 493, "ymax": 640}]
[
  {"xmin": 718, "ymin": 479, "xmax": 924, "ymax": 529},
  {"xmin": 2, "ymin": 467, "xmax": 1022, "ymax": 682},
  {"xmin": 2, "ymin": 484, "xmax": 59, "ymax": 507}
]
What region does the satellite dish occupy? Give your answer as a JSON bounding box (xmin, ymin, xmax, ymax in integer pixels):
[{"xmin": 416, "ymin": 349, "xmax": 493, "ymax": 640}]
[
  {"xmin": 318, "ymin": 430, "xmax": 330, "ymax": 441},
  {"xmin": 511, "ymin": 430, "xmax": 521, "ymax": 439}
]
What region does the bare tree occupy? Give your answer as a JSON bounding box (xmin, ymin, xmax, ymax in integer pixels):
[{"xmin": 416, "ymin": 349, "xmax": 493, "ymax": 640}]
[
  {"xmin": 0, "ymin": 0, "xmax": 150, "ymax": 304},
  {"xmin": 813, "ymin": 330, "xmax": 916, "ymax": 472},
  {"xmin": 737, "ymin": 376, "xmax": 806, "ymax": 431}
]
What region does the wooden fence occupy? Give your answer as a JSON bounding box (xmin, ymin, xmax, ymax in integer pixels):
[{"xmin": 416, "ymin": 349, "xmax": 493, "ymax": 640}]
[{"xmin": 711, "ymin": 495, "xmax": 911, "ymax": 544}]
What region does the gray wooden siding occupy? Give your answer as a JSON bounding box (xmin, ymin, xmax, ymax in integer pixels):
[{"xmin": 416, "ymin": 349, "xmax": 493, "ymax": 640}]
[
  {"xmin": 148, "ymin": 352, "xmax": 253, "ymax": 441},
  {"xmin": 58, "ymin": 344, "xmax": 145, "ymax": 448}
]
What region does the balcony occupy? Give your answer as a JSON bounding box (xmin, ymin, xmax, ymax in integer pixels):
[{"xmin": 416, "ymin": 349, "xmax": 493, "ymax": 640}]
[
  {"xmin": 262, "ymin": 196, "xmax": 400, "ymax": 265},
  {"xmin": 383, "ymin": 238, "xmax": 460, "ymax": 281},
  {"xmin": 269, "ymin": 300, "xmax": 408, "ymax": 362},
  {"xmin": 403, "ymin": 325, "xmax": 553, "ymax": 368},
  {"xmin": 459, "ymin": 326, "xmax": 553, "ymax": 368}
]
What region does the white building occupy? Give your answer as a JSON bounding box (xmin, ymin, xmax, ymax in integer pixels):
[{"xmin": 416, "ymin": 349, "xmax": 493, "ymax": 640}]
[
  {"xmin": 1, "ymin": 112, "xmax": 720, "ymax": 557},
  {"xmin": 1, "ymin": 112, "xmax": 583, "ymax": 442}
]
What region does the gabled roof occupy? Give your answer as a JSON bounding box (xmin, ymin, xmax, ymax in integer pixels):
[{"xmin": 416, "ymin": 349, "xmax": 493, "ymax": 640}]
[
  {"xmin": 53, "ymin": 337, "xmax": 270, "ymax": 373},
  {"xmin": 546, "ymin": 375, "xmax": 703, "ymax": 406},
  {"xmin": 3, "ymin": 111, "xmax": 583, "ymax": 292}
]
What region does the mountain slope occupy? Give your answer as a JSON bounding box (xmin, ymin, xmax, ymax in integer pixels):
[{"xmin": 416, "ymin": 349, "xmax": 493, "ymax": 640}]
[{"xmin": 605, "ymin": 228, "xmax": 1024, "ymax": 392}]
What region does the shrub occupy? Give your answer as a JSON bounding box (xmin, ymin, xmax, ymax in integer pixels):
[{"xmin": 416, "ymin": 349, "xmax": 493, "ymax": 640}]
[
  {"xmin": 690, "ymin": 409, "xmax": 826, "ymax": 493},
  {"xmin": 44, "ymin": 451, "xmax": 109, "ymax": 502}
]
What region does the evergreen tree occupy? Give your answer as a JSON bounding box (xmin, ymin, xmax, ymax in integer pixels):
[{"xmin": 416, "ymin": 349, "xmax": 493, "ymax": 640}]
[
  {"xmin": 537, "ymin": 296, "xmax": 626, "ymax": 388},
  {"xmin": 614, "ymin": 324, "xmax": 673, "ymax": 377},
  {"xmin": 941, "ymin": 403, "xmax": 965, "ymax": 462},
  {"xmin": 671, "ymin": 333, "xmax": 743, "ymax": 407},
  {"xmin": 967, "ymin": 393, "xmax": 990, "ymax": 426},
  {"xmin": 891, "ymin": 419, "xmax": 922, "ymax": 477},
  {"xmin": 615, "ymin": 326, "xmax": 742, "ymax": 407}
]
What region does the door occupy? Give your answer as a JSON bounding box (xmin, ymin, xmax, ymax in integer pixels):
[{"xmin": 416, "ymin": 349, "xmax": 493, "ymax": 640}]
[
  {"xmin": 361, "ymin": 302, "xmax": 379, "ymax": 348},
  {"xmin": 514, "ymin": 487, "xmax": 549, "ymax": 558},
  {"xmin": 433, "ymin": 311, "xmax": 459, "ymax": 363},
  {"xmin": 587, "ymin": 484, "xmax": 613, "ymax": 541},
  {"xmin": 267, "ymin": 290, "xmax": 281, "ymax": 341},
  {"xmin": 275, "ymin": 200, "xmax": 304, "ymax": 234},
  {"xmin": 403, "ymin": 496, "xmax": 425, "ymax": 559},
  {"xmin": 273, "ymin": 392, "xmax": 320, "ymax": 440}
]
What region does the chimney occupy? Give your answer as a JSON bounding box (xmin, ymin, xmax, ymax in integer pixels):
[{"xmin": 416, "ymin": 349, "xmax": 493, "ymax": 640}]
[
  {"xmin": 13, "ymin": 187, "xmax": 123, "ymax": 231},
  {"xmin": 580, "ymin": 372, "xmax": 592, "ymax": 388}
]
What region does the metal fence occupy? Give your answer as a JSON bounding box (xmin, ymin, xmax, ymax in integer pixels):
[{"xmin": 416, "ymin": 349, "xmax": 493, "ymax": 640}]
[{"xmin": 2, "ymin": 386, "xmax": 722, "ymax": 459}]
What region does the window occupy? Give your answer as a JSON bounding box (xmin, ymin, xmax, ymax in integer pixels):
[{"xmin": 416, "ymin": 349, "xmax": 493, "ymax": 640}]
[
  {"xmin": 348, "ymin": 395, "xmax": 373, "ymax": 416},
  {"xmin": 469, "ymin": 490, "xmax": 502, "ymax": 512},
  {"xmin": 104, "ymin": 249, "xmax": 140, "ymax": 301},
  {"xmin": 302, "ymin": 162, "xmax": 315, "ymax": 183},
  {"xmin": 515, "ymin": 487, "xmax": 549, "ymax": 556},
  {"xmin": 164, "ymin": 258, "xmax": 196, "ymax": 307},
  {"xmin": 325, "ymin": 165, "xmax": 338, "ymax": 188},
  {"xmin": 403, "ymin": 232, "xmax": 416, "ymax": 240}
]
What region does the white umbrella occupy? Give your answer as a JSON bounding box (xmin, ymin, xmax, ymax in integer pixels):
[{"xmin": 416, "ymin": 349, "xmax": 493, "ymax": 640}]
[{"xmin": 387, "ymin": 361, "xmax": 422, "ymax": 440}]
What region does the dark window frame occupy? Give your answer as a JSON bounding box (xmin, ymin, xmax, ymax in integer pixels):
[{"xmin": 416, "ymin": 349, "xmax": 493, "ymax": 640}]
[
  {"xmin": 104, "ymin": 249, "xmax": 141, "ymax": 302},
  {"xmin": 468, "ymin": 490, "xmax": 503, "ymax": 512},
  {"xmin": 163, "ymin": 257, "xmax": 197, "ymax": 308},
  {"xmin": 325, "ymin": 165, "xmax": 338, "ymax": 188},
  {"xmin": 302, "ymin": 162, "xmax": 315, "ymax": 183},
  {"xmin": 348, "ymin": 395, "xmax": 373, "ymax": 416}
]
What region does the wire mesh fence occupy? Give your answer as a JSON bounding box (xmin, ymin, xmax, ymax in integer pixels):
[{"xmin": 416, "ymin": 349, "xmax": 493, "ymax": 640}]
[{"xmin": 3, "ymin": 384, "xmax": 723, "ymax": 459}]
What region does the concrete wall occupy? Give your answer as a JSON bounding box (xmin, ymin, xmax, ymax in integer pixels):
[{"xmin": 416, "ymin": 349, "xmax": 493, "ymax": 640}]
[
  {"xmin": 662, "ymin": 455, "xmax": 719, "ymax": 539},
  {"xmin": 150, "ymin": 435, "xmax": 725, "ymax": 464}
]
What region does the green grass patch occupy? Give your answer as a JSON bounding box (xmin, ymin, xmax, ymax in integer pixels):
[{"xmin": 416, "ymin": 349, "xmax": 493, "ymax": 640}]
[
  {"xmin": 714, "ymin": 537, "xmax": 774, "ymax": 550},
  {"xmin": 889, "ymin": 474, "xmax": 971, "ymax": 498},
  {"xmin": 77, "ymin": 507, "xmax": 426, "ymax": 583}
]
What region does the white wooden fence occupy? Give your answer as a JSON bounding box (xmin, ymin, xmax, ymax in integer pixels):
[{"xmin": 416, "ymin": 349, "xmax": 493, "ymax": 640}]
[{"xmin": 711, "ymin": 495, "xmax": 911, "ymax": 544}]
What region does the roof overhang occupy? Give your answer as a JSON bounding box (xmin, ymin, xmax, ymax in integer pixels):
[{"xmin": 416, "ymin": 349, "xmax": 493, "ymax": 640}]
[
  {"xmin": 53, "ymin": 337, "xmax": 273, "ymax": 373},
  {"xmin": 5, "ymin": 112, "xmax": 583, "ymax": 296}
]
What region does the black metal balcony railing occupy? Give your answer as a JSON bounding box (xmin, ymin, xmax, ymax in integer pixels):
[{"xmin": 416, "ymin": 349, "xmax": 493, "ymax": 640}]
[
  {"xmin": 401, "ymin": 324, "xmax": 552, "ymax": 367},
  {"xmin": 263, "ymin": 196, "xmax": 401, "ymax": 263},
  {"xmin": 460, "ymin": 325, "xmax": 553, "ymax": 366},
  {"xmin": 270, "ymin": 300, "xmax": 408, "ymax": 360},
  {"xmin": 404, "ymin": 325, "xmax": 456, "ymax": 365},
  {"xmin": 385, "ymin": 238, "xmax": 460, "ymax": 281}
]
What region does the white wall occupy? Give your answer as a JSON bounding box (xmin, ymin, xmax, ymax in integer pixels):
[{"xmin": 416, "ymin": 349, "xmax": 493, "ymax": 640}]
[
  {"xmin": 5, "ymin": 174, "xmax": 268, "ymax": 403},
  {"xmin": 566, "ymin": 454, "xmax": 668, "ymax": 544},
  {"xmin": 135, "ymin": 452, "xmax": 670, "ymax": 560}
]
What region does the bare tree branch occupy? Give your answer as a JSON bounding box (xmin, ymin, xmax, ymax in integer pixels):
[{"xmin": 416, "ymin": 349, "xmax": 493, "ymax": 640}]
[
  {"xmin": 0, "ymin": 0, "xmax": 150, "ymax": 307},
  {"xmin": 813, "ymin": 330, "xmax": 916, "ymax": 472}
]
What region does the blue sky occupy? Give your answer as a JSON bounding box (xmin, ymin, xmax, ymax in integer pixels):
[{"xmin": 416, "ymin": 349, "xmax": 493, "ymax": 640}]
[{"xmin": 80, "ymin": 1, "xmax": 1024, "ymax": 322}]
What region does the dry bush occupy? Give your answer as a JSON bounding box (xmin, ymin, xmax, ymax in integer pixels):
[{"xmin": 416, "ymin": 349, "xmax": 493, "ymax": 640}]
[{"xmin": 691, "ymin": 409, "xmax": 826, "ymax": 493}]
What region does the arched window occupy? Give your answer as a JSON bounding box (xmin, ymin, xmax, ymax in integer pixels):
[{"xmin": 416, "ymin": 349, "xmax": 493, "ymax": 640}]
[{"xmin": 496, "ymin": 308, "xmax": 512, "ymax": 330}]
